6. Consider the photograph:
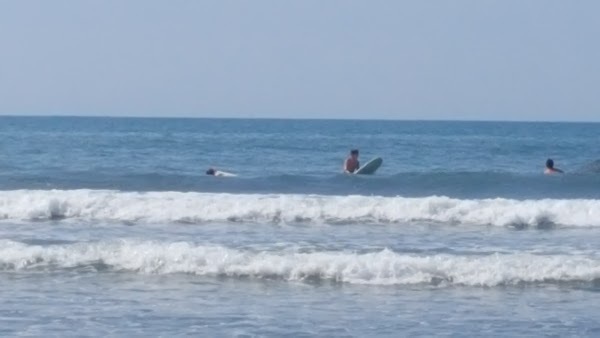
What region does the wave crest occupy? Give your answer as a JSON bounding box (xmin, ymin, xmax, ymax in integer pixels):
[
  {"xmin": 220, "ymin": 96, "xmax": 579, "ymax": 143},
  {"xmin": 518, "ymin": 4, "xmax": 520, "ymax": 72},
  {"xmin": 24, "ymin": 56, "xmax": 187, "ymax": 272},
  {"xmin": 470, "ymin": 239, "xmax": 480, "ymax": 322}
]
[
  {"xmin": 0, "ymin": 189, "xmax": 599, "ymax": 227},
  {"xmin": 1, "ymin": 240, "xmax": 599, "ymax": 286}
]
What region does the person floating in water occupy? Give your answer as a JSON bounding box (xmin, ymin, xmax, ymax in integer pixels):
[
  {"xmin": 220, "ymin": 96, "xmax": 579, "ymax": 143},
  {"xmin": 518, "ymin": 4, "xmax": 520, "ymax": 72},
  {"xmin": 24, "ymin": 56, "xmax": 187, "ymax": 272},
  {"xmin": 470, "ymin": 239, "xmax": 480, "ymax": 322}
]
[
  {"xmin": 544, "ymin": 159, "xmax": 564, "ymax": 175},
  {"xmin": 206, "ymin": 168, "xmax": 237, "ymax": 177},
  {"xmin": 343, "ymin": 149, "xmax": 360, "ymax": 174}
]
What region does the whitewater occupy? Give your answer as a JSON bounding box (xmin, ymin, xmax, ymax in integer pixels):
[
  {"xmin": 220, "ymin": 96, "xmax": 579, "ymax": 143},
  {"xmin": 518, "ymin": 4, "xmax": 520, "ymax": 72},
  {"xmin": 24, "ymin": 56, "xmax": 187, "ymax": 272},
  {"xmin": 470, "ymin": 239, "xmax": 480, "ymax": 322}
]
[
  {"xmin": 1, "ymin": 189, "xmax": 598, "ymax": 228},
  {"xmin": 1, "ymin": 239, "xmax": 599, "ymax": 287}
]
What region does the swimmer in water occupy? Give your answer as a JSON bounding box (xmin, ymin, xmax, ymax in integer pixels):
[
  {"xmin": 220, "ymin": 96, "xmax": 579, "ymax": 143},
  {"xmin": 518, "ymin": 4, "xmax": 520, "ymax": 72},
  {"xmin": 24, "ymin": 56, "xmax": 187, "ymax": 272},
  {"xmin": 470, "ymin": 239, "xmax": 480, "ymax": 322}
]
[
  {"xmin": 206, "ymin": 168, "xmax": 237, "ymax": 177},
  {"xmin": 344, "ymin": 149, "xmax": 360, "ymax": 174},
  {"xmin": 544, "ymin": 159, "xmax": 564, "ymax": 175}
]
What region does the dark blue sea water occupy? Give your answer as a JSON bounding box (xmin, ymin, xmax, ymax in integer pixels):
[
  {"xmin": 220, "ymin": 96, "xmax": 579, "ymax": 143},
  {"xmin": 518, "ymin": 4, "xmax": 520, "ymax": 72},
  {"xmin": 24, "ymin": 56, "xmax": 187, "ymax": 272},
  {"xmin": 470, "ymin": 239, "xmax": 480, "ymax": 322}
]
[{"xmin": 0, "ymin": 116, "xmax": 599, "ymax": 336}]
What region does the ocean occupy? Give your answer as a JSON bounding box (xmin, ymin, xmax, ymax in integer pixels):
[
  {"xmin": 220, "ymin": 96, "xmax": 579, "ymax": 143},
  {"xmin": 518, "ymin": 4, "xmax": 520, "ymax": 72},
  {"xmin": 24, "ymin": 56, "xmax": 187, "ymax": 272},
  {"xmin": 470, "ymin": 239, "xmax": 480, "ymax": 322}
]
[{"xmin": 0, "ymin": 116, "xmax": 599, "ymax": 336}]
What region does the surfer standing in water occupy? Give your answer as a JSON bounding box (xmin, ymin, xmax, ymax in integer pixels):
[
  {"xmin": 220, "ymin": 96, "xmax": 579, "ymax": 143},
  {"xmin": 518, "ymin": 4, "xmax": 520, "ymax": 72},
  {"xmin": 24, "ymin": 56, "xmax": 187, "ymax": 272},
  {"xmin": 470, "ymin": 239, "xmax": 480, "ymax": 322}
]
[
  {"xmin": 344, "ymin": 149, "xmax": 360, "ymax": 174},
  {"xmin": 544, "ymin": 159, "xmax": 564, "ymax": 175}
]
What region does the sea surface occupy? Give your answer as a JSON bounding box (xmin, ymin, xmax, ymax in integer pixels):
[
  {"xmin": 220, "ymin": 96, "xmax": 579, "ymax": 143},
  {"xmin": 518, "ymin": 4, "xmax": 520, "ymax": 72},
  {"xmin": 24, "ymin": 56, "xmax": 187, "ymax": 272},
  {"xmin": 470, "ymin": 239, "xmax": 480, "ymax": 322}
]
[{"xmin": 0, "ymin": 116, "xmax": 599, "ymax": 336}]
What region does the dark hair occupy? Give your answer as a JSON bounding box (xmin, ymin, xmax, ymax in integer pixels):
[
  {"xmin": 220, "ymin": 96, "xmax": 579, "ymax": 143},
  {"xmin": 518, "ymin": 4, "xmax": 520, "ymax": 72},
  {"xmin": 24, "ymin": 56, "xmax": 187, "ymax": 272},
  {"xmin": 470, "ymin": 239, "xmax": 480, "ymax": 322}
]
[
  {"xmin": 206, "ymin": 168, "xmax": 216, "ymax": 175},
  {"xmin": 350, "ymin": 149, "xmax": 359, "ymax": 155},
  {"xmin": 546, "ymin": 159, "xmax": 554, "ymax": 169}
]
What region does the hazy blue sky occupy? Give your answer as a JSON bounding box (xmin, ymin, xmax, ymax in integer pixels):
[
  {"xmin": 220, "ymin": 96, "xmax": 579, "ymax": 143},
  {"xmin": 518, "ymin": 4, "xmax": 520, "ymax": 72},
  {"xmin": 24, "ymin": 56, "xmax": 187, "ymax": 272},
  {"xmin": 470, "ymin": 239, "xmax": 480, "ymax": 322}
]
[{"xmin": 1, "ymin": 1, "xmax": 599, "ymax": 121}]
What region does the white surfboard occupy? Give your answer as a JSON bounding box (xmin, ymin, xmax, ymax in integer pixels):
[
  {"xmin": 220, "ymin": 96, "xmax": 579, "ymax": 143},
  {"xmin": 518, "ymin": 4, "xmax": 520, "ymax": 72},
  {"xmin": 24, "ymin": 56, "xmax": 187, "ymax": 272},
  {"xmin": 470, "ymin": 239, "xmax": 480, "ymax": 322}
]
[
  {"xmin": 215, "ymin": 171, "xmax": 237, "ymax": 177},
  {"xmin": 355, "ymin": 157, "xmax": 383, "ymax": 175}
]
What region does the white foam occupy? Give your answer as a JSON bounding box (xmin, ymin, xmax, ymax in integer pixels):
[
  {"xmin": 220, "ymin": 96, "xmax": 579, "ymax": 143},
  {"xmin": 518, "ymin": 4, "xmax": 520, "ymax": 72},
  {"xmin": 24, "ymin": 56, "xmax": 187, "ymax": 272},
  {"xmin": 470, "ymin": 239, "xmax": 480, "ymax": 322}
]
[
  {"xmin": 0, "ymin": 189, "xmax": 599, "ymax": 227},
  {"xmin": 0, "ymin": 239, "xmax": 598, "ymax": 286}
]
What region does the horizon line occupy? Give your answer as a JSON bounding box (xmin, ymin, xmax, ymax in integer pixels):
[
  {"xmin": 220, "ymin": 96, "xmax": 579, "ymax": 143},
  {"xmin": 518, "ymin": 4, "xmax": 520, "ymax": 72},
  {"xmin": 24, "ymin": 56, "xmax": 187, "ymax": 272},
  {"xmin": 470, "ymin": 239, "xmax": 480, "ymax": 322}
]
[{"xmin": 0, "ymin": 113, "xmax": 599, "ymax": 124}]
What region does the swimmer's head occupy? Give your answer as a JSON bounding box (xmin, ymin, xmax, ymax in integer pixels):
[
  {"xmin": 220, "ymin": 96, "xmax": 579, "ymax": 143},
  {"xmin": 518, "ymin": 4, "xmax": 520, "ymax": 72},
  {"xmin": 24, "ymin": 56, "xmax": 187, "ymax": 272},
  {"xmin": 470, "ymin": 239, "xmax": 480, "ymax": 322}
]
[
  {"xmin": 206, "ymin": 168, "xmax": 216, "ymax": 175},
  {"xmin": 546, "ymin": 159, "xmax": 554, "ymax": 169},
  {"xmin": 350, "ymin": 149, "xmax": 359, "ymax": 158}
]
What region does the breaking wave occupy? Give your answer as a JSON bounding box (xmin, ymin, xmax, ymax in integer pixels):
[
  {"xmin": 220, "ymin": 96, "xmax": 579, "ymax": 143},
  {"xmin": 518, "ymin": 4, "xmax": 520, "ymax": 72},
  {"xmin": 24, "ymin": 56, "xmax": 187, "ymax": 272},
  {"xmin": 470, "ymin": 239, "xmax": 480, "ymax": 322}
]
[
  {"xmin": 0, "ymin": 239, "xmax": 598, "ymax": 287},
  {"xmin": 0, "ymin": 189, "xmax": 599, "ymax": 227}
]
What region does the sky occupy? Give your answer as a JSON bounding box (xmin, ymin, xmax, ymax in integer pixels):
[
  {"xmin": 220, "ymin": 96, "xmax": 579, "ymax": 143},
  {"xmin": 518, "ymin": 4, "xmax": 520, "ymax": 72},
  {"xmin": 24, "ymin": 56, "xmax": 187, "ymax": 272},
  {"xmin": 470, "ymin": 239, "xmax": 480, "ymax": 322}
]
[{"xmin": 0, "ymin": 0, "xmax": 599, "ymax": 121}]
